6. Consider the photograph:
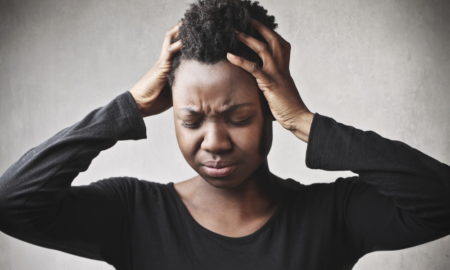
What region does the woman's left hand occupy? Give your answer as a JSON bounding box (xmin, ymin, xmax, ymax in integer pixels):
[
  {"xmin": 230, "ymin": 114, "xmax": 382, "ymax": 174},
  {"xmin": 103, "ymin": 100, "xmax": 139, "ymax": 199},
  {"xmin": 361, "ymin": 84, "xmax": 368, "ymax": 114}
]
[{"xmin": 226, "ymin": 18, "xmax": 311, "ymax": 132}]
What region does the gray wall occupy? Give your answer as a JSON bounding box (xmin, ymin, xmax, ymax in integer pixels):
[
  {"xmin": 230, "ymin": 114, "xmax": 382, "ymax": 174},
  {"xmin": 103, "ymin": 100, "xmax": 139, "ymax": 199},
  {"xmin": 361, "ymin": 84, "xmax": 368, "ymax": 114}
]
[{"xmin": 1, "ymin": 0, "xmax": 449, "ymax": 269}]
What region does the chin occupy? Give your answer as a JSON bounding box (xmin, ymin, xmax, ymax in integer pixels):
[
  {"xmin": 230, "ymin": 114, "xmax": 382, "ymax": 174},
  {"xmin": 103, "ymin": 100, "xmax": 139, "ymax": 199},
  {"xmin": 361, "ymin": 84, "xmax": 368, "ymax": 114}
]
[
  {"xmin": 201, "ymin": 175, "xmax": 248, "ymax": 190},
  {"xmin": 198, "ymin": 161, "xmax": 268, "ymax": 189}
]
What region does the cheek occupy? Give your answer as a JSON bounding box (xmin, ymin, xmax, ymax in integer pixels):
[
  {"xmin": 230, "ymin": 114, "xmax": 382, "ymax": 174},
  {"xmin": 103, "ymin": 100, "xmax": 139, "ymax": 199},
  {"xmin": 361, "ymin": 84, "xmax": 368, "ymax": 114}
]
[
  {"xmin": 229, "ymin": 122, "xmax": 264, "ymax": 155},
  {"xmin": 174, "ymin": 125, "xmax": 199, "ymax": 161}
]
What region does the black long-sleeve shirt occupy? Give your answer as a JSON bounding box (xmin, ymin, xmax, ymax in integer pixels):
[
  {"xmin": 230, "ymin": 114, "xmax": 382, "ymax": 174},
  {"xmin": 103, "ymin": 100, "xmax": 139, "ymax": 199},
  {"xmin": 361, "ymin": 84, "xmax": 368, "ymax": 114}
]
[{"xmin": 0, "ymin": 91, "xmax": 449, "ymax": 270}]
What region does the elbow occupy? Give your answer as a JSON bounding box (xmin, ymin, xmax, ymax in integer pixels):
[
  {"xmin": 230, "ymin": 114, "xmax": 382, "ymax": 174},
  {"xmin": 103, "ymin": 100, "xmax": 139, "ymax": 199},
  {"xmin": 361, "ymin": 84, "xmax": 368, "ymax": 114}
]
[
  {"xmin": 0, "ymin": 173, "xmax": 21, "ymax": 231},
  {"xmin": 0, "ymin": 188, "xmax": 11, "ymax": 231},
  {"xmin": 0, "ymin": 182, "xmax": 11, "ymax": 230}
]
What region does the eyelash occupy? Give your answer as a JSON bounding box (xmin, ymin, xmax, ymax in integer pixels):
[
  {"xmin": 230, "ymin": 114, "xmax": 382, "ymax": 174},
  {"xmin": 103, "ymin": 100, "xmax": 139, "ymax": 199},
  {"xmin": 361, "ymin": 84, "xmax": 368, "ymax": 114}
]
[
  {"xmin": 181, "ymin": 118, "xmax": 252, "ymax": 129},
  {"xmin": 181, "ymin": 122, "xmax": 200, "ymax": 129}
]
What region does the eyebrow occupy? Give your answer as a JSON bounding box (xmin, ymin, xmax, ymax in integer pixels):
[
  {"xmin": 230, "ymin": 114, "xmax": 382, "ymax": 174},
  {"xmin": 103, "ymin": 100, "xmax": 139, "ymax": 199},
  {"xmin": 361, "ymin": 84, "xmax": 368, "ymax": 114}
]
[{"xmin": 180, "ymin": 103, "xmax": 254, "ymax": 115}]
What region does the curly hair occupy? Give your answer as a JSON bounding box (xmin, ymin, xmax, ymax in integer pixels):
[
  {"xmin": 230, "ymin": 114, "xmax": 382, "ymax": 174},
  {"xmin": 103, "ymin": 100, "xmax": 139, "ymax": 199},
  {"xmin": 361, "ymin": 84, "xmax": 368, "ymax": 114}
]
[{"xmin": 167, "ymin": 0, "xmax": 278, "ymax": 87}]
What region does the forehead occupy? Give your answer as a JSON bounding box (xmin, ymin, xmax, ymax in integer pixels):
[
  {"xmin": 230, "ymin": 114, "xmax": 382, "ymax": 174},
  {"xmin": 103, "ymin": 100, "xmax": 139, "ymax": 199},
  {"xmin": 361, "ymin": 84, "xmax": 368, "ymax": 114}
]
[{"xmin": 172, "ymin": 60, "xmax": 261, "ymax": 112}]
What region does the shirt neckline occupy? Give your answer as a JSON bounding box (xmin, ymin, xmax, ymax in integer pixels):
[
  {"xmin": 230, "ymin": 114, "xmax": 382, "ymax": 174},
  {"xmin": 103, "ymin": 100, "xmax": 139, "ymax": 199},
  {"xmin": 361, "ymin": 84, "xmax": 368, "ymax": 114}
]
[{"xmin": 166, "ymin": 181, "xmax": 285, "ymax": 244}]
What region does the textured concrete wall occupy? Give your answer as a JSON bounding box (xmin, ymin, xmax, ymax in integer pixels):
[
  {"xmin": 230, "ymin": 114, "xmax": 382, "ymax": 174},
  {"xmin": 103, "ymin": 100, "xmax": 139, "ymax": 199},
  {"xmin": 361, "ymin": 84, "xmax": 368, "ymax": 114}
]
[{"xmin": 1, "ymin": 0, "xmax": 449, "ymax": 269}]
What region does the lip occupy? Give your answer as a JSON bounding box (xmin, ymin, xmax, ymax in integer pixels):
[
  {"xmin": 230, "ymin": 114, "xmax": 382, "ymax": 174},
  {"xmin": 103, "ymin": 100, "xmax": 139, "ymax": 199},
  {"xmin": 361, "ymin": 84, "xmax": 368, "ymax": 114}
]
[
  {"xmin": 202, "ymin": 160, "xmax": 236, "ymax": 168},
  {"xmin": 202, "ymin": 164, "xmax": 236, "ymax": 178},
  {"xmin": 201, "ymin": 160, "xmax": 237, "ymax": 178}
]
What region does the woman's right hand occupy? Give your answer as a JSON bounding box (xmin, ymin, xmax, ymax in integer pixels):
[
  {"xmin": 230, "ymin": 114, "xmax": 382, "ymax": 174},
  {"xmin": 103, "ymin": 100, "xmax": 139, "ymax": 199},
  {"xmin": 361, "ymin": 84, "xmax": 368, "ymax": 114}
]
[{"xmin": 129, "ymin": 22, "xmax": 182, "ymax": 117}]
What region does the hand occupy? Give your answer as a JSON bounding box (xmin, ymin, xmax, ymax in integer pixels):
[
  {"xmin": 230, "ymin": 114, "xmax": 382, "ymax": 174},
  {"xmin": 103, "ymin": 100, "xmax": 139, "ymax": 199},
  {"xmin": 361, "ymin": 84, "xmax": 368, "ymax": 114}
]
[
  {"xmin": 226, "ymin": 18, "xmax": 311, "ymax": 132},
  {"xmin": 129, "ymin": 22, "xmax": 183, "ymax": 117}
]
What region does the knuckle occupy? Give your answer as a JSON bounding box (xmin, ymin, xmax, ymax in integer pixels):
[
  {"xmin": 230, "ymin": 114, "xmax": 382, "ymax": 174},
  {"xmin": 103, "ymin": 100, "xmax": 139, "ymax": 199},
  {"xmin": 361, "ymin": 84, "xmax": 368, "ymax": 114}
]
[
  {"xmin": 259, "ymin": 43, "xmax": 269, "ymax": 52},
  {"xmin": 250, "ymin": 62, "xmax": 260, "ymax": 73},
  {"xmin": 284, "ymin": 41, "xmax": 291, "ymax": 49},
  {"xmin": 281, "ymin": 40, "xmax": 291, "ymax": 50},
  {"xmin": 268, "ymin": 37, "xmax": 277, "ymax": 46},
  {"xmin": 234, "ymin": 56, "xmax": 244, "ymax": 65},
  {"xmin": 165, "ymin": 30, "xmax": 174, "ymax": 37}
]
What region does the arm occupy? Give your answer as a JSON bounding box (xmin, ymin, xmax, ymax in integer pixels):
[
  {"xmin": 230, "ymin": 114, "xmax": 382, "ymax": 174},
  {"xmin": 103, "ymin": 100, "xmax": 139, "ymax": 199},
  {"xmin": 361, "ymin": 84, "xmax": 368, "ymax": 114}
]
[
  {"xmin": 224, "ymin": 15, "xmax": 450, "ymax": 259},
  {"xmin": 303, "ymin": 112, "xmax": 450, "ymax": 257},
  {"xmin": 0, "ymin": 91, "xmax": 146, "ymax": 266},
  {"xmin": 0, "ymin": 21, "xmax": 182, "ymax": 266}
]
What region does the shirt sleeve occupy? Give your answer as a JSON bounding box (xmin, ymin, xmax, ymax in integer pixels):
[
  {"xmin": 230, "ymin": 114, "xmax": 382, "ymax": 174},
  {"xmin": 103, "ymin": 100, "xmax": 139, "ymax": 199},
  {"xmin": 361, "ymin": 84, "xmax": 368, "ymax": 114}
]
[
  {"xmin": 305, "ymin": 113, "xmax": 450, "ymax": 259},
  {"xmin": 0, "ymin": 91, "xmax": 147, "ymax": 266}
]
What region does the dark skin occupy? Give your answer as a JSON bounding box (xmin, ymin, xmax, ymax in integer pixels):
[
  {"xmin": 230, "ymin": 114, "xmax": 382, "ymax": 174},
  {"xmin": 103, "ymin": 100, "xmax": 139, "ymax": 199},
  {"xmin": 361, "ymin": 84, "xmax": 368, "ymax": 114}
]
[
  {"xmin": 129, "ymin": 19, "xmax": 314, "ymax": 237},
  {"xmin": 171, "ymin": 59, "xmax": 283, "ymax": 237}
]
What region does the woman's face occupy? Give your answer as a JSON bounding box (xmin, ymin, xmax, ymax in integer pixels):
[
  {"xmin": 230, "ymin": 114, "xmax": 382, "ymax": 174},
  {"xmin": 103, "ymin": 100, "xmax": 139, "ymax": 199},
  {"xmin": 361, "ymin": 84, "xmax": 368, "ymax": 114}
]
[{"xmin": 172, "ymin": 59, "xmax": 272, "ymax": 189}]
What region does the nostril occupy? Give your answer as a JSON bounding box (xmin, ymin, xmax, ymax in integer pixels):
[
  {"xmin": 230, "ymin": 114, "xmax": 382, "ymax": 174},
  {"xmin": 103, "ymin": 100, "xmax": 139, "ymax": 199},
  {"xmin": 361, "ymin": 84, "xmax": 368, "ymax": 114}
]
[
  {"xmin": 205, "ymin": 147, "xmax": 233, "ymax": 156},
  {"xmin": 201, "ymin": 139, "xmax": 233, "ymax": 154}
]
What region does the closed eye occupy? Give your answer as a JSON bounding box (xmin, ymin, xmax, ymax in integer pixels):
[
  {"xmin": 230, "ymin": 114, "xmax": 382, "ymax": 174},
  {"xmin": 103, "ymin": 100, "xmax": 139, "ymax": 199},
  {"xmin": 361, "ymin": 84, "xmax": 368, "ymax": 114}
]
[
  {"xmin": 228, "ymin": 117, "xmax": 252, "ymax": 127},
  {"xmin": 181, "ymin": 116, "xmax": 254, "ymax": 129},
  {"xmin": 181, "ymin": 121, "xmax": 201, "ymax": 129}
]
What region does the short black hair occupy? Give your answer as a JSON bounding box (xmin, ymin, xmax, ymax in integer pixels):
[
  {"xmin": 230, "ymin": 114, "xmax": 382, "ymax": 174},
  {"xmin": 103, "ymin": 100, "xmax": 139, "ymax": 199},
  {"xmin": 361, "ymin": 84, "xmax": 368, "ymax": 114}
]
[{"xmin": 168, "ymin": 0, "xmax": 277, "ymax": 87}]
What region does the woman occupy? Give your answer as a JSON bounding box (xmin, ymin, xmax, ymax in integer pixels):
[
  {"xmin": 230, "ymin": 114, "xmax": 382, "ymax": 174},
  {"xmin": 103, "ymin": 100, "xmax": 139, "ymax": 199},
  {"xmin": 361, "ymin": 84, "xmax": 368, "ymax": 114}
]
[{"xmin": 0, "ymin": 0, "xmax": 449, "ymax": 269}]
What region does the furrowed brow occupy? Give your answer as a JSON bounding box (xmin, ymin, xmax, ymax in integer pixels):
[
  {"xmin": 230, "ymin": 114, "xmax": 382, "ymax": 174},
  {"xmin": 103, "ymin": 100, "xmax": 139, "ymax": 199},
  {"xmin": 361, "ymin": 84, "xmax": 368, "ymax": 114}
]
[
  {"xmin": 180, "ymin": 103, "xmax": 254, "ymax": 115},
  {"xmin": 180, "ymin": 107, "xmax": 203, "ymax": 116}
]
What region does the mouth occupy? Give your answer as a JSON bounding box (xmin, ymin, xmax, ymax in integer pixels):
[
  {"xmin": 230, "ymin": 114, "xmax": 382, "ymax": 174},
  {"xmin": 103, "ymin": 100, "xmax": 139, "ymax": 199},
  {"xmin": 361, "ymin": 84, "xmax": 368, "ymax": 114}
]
[
  {"xmin": 201, "ymin": 160, "xmax": 237, "ymax": 178},
  {"xmin": 202, "ymin": 165, "xmax": 237, "ymax": 178}
]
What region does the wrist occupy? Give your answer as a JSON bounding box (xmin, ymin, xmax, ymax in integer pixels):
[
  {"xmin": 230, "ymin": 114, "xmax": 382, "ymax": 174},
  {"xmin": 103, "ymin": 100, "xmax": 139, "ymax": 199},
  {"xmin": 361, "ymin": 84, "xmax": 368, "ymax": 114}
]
[
  {"xmin": 128, "ymin": 90, "xmax": 150, "ymax": 117},
  {"xmin": 290, "ymin": 111, "xmax": 314, "ymax": 143}
]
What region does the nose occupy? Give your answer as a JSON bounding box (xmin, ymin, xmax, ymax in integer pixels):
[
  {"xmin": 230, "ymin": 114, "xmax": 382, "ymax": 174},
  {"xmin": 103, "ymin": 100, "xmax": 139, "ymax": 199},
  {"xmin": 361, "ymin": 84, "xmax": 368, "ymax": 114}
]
[{"xmin": 200, "ymin": 122, "xmax": 232, "ymax": 154}]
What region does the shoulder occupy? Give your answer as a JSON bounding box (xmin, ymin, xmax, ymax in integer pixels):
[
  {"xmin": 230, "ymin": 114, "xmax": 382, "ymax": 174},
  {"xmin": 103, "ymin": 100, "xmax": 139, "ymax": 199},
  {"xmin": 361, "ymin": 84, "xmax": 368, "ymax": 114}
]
[
  {"xmin": 283, "ymin": 176, "xmax": 374, "ymax": 205},
  {"xmin": 84, "ymin": 177, "xmax": 173, "ymax": 204},
  {"xmin": 286, "ymin": 176, "xmax": 370, "ymax": 192}
]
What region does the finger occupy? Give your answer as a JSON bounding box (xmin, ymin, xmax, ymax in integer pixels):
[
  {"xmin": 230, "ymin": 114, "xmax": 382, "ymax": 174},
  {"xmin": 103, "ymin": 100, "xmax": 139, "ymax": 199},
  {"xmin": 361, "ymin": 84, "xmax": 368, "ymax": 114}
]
[
  {"xmin": 168, "ymin": 39, "xmax": 183, "ymax": 54},
  {"xmin": 249, "ymin": 18, "xmax": 289, "ymax": 48},
  {"xmin": 173, "ymin": 21, "xmax": 182, "ymax": 39},
  {"xmin": 249, "ymin": 19, "xmax": 278, "ymax": 41},
  {"xmin": 235, "ymin": 30, "xmax": 275, "ymax": 70},
  {"xmin": 249, "ymin": 18, "xmax": 290, "ymax": 68},
  {"xmin": 226, "ymin": 52, "xmax": 271, "ymax": 88},
  {"xmin": 163, "ymin": 23, "xmax": 181, "ymax": 46},
  {"xmin": 161, "ymin": 22, "xmax": 182, "ymax": 52}
]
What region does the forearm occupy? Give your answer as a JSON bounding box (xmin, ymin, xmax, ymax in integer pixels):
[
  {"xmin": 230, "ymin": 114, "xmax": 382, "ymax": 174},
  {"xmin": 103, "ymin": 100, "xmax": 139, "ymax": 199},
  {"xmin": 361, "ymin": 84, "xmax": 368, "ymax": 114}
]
[
  {"xmin": 305, "ymin": 113, "xmax": 450, "ymax": 229},
  {"xmin": 0, "ymin": 91, "xmax": 146, "ymax": 229}
]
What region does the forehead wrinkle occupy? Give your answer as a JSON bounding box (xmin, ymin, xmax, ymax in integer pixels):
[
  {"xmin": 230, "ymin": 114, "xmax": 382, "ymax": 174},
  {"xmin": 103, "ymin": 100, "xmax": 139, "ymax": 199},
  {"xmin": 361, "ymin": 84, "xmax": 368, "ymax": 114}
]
[
  {"xmin": 181, "ymin": 102, "xmax": 254, "ymax": 115},
  {"xmin": 187, "ymin": 94, "xmax": 232, "ymax": 115},
  {"xmin": 179, "ymin": 80, "xmax": 235, "ymax": 116},
  {"xmin": 173, "ymin": 60, "xmax": 260, "ymax": 116}
]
